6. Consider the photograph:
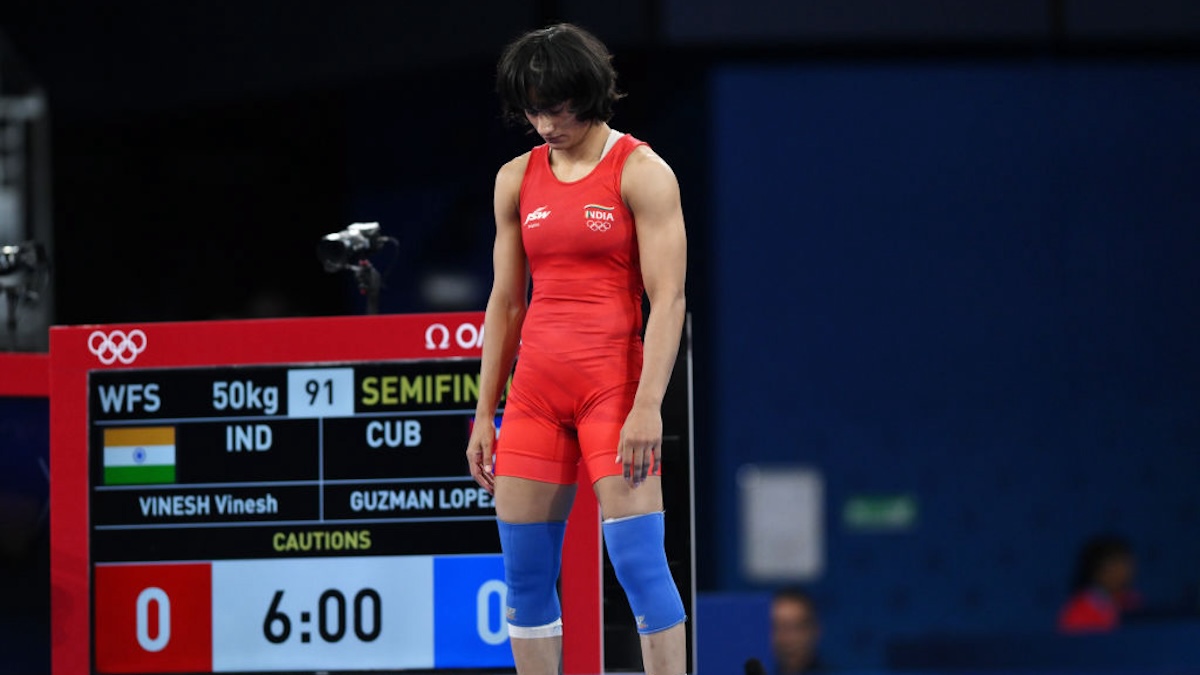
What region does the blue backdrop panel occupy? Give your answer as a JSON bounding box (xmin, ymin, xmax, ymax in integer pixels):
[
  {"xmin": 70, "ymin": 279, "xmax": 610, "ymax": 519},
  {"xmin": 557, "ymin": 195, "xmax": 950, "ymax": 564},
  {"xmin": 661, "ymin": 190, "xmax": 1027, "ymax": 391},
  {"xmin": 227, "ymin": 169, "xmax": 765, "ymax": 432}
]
[
  {"xmin": 0, "ymin": 396, "xmax": 50, "ymax": 675},
  {"xmin": 710, "ymin": 62, "xmax": 1200, "ymax": 668}
]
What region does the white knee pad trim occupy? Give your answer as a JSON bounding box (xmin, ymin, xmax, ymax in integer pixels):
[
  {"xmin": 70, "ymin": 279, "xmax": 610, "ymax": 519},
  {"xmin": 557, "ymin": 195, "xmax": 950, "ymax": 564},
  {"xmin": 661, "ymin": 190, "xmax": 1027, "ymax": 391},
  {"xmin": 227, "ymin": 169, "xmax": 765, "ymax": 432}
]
[
  {"xmin": 602, "ymin": 510, "xmax": 665, "ymax": 524},
  {"xmin": 507, "ymin": 617, "xmax": 563, "ymax": 639}
]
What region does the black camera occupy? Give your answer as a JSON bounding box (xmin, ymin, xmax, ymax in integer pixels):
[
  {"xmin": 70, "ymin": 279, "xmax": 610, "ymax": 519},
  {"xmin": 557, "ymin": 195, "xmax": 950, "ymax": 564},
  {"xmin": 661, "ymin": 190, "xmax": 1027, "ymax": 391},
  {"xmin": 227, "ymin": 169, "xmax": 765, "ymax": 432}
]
[
  {"xmin": 316, "ymin": 223, "xmax": 385, "ymax": 273},
  {"xmin": 0, "ymin": 242, "xmax": 47, "ymax": 276}
]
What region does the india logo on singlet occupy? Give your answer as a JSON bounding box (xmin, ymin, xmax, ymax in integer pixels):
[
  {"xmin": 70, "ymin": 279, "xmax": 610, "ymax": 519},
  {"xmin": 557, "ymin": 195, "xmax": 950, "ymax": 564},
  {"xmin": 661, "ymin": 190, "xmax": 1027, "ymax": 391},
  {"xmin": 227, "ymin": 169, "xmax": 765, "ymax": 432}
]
[{"xmin": 583, "ymin": 204, "xmax": 616, "ymax": 232}]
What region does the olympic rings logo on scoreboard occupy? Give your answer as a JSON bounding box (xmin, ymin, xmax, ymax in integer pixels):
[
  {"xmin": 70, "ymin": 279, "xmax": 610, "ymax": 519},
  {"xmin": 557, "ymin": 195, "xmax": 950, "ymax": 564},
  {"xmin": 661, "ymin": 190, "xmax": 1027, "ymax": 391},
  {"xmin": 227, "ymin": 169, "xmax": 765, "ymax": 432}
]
[
  {"xmin": 88, "ymin": 329, "xmax": 148, "ymax": 365},
  {"xmin": 425, "ymin": 322, "xmax": 485, "ymax": 351}
]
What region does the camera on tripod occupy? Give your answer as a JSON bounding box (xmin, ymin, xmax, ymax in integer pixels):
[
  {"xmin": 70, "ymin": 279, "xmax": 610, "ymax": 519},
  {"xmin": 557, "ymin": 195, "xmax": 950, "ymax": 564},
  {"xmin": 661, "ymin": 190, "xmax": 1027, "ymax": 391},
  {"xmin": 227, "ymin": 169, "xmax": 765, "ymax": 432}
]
[
  {"xmin": 0, "ymin": 241, "xmax": 46, "ymax": 276},
  {"xmin": 1, "ymin": 241, "xmax": 50, "ymax": 349},
  {"xmin": 316, "ymin": 223, "xmax": 396, "ymax": 315},
  {"xmin": 316, "ymin": 222, "xmax": 386, "ymax": 273}
]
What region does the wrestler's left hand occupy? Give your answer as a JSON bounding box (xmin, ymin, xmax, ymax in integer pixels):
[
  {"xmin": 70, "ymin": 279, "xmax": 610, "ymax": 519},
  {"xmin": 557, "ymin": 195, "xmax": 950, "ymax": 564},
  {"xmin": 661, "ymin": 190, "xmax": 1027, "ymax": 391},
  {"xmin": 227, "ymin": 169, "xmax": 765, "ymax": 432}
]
[{"xmin": 617, "ymin": 403, "xmax": 662, "ymax": 488}]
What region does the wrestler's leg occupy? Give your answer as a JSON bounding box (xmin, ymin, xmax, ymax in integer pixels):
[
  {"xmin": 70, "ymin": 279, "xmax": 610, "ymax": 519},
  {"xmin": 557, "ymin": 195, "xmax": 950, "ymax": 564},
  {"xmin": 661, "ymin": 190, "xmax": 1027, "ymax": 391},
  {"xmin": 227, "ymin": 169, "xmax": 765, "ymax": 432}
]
[
  {"xmin": 494, "ymin": 397, "xmax": 579, "ymax": 675},
  {"xmin": 594, "ymin": 476, "xmax": 686, "ymax": 675},
  {"xmin": 495, "ymin": 476, "xmax": 576, "ymax": 675},
  {"xmin": 578, "ymin": 384, "xmax": 686, "ymax": 675}
]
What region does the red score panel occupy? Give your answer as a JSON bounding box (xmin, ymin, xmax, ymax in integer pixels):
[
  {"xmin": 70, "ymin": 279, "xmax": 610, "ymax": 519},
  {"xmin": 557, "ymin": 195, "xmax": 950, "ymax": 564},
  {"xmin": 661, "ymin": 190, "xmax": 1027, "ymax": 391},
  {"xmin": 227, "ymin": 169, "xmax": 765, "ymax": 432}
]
[{"xmin": 94, "ymin": 563, "xmax": 213, "ymax": 674}]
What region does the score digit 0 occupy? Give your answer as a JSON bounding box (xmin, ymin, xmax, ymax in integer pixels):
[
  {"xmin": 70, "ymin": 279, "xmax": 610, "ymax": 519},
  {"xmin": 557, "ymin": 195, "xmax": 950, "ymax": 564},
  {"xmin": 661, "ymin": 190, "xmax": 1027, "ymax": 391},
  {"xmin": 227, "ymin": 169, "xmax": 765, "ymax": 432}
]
[
  {"xmin": 263, "ymin": 589, "xmax": 382, "ymax": 645},
  {"xmin": 136, "ymin": 587, "xmax": 172, "ymax": 652}
]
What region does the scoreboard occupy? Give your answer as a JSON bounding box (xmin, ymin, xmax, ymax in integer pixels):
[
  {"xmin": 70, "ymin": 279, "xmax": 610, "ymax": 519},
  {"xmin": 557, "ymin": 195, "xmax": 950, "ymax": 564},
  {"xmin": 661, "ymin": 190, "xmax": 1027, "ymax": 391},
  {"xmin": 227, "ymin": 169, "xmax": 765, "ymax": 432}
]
[
  {"xmin": 50, "ymin": 313, "xmax": 695, "ymax": 675},
  {"xmin": 90, "ymin": 361, "xmax": 507, "ymax": 672}
]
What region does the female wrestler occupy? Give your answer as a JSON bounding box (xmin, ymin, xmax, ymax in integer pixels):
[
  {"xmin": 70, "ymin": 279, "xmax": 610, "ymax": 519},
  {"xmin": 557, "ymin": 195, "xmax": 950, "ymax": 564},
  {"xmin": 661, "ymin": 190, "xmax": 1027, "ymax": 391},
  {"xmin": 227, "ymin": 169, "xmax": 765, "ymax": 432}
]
[{"xmin": 465, "ymin": 22, "xmax": 688, "ymax": 675}]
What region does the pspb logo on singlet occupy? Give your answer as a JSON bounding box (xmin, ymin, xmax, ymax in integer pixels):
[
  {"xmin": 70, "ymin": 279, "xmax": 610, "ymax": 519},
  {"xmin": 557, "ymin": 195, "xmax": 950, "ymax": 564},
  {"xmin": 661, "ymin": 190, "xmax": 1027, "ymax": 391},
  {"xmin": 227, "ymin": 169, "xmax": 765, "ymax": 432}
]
[
  {"xmin": 583, "ymin": 204, "xmax": 615, "ymax": 232},
  {"xmin": 524, "ymin": 206, "xmax": 551, "ymax": 229}
]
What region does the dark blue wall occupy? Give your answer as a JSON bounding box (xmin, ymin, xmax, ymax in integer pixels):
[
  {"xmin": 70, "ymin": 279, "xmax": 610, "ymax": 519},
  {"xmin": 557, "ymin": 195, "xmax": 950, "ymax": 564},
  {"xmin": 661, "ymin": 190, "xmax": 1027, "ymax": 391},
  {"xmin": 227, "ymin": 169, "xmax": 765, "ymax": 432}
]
[
  {"xmin": 710, "ymin": 62, "xmax": 1200, "ymax": 667},
  {"xmin": 0, "ymin": 396, "xmax": 50, "ymax": 675}
]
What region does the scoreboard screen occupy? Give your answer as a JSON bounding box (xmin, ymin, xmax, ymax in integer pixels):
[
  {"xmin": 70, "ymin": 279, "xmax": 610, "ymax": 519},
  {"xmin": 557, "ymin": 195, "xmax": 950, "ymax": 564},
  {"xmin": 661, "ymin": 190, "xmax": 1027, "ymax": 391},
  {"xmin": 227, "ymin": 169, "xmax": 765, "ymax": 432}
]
[
  {"xmin": 89, "ymin": 359, "xmax": 509, "ymax": 673},
  {"xmin": 51, "ymin": 313, "xmax": 695, "ymax": 675}
]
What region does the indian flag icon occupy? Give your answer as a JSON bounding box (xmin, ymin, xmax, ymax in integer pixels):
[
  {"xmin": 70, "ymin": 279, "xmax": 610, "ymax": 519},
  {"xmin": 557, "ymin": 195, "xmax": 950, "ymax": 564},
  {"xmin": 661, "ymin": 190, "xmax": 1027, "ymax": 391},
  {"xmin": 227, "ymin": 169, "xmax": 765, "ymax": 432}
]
[{"xmin": 103, "ymin": 427, "xmax": 176, "ymax": 485}]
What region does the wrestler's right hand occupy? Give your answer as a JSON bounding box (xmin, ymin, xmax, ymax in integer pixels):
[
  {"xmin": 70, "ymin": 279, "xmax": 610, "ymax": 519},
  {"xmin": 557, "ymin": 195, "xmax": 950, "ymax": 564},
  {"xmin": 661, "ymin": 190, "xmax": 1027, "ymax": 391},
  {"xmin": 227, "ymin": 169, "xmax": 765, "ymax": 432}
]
[{"xmin": 466, "ymin": 420, "xmax": 496, "ymax": 494}]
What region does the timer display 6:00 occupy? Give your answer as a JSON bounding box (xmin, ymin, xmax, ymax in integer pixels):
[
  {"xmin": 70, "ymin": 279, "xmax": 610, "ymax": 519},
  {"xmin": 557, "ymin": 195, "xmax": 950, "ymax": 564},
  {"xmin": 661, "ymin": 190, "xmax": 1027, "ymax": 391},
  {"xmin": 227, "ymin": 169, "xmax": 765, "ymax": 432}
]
[
  {"xmin": 262, "ymin": 588, "xmax": 382, "ymax": 644},
  {"xmin": 94, "ymin": 555, "xmax": 513, "ymax": 673}
]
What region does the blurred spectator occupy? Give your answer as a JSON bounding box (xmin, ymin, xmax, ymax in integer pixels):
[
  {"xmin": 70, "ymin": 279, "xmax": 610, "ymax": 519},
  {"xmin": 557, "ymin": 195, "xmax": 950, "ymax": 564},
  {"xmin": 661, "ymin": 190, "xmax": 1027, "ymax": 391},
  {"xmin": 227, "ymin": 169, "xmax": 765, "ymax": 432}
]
[
  {"xmin": 1058, "ymin": 534, "xmax": 1142, "ymax": 633},
  {"xmin": 771, "ymin": 587, "xmax": 825, "ymax": 674}
]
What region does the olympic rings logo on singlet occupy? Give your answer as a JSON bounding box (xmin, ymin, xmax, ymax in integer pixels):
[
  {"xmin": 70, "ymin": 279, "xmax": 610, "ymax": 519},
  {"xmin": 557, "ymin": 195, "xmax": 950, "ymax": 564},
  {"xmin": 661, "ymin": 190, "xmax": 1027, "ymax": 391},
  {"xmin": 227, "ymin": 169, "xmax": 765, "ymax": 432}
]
[
  {"xmin": 587, "ymin": 221, "xmax": 612, "ymax": 232},
  {"xmin": 88, "ymin": 329, "xmax": 148, "ymax": 365}
]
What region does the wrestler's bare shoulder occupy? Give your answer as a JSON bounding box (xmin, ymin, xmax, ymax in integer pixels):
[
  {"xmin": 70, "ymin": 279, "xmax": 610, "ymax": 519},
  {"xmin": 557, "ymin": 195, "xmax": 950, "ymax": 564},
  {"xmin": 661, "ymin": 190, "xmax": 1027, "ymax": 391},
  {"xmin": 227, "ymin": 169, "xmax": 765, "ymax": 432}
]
[
  {"xmin": 496, "ymin": 152, "xmax": 533, "ymax": 189},
  {"xmin": 625, "ymin": 145, "xmax": 676, "ymax": 179},
  {"xmin": 622, "ymin": 145, "xmax": 679, "ymax": 197}
]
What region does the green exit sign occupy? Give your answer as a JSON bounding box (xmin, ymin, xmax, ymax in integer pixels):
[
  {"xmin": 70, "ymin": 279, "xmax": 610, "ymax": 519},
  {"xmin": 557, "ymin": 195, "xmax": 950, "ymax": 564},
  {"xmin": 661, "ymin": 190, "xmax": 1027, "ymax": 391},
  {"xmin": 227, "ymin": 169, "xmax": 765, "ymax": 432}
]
[{"xmin": 843, "ymin": 494, "xmax": 918, "ymax": 532}]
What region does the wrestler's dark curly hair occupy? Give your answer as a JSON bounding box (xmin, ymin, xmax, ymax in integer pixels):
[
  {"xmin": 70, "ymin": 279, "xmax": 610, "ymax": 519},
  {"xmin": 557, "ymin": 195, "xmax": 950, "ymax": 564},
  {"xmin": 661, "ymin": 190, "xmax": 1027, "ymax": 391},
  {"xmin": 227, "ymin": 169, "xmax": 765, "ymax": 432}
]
[{"xmin": 496, "ymin": 23, "xmax": 625, "ymax": 126}]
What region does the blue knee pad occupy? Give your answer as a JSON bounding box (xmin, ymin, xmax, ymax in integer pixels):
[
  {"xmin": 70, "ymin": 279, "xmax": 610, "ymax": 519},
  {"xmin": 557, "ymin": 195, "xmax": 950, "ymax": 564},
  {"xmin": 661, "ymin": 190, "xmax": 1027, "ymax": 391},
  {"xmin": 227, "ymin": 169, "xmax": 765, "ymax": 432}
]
[
  {"xmin": 497, "ymin": 519, "xmax": 566, "ymax": 637},
  {"xmin": 603, "ymin": 511, "xmax": 687, "ymax": 634}
]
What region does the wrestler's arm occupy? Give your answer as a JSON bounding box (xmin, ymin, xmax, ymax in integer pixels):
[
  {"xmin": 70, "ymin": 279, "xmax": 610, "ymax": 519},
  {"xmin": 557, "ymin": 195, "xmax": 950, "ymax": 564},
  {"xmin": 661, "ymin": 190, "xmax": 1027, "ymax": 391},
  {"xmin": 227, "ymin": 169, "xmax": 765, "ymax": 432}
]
[
  {"xmin": 467, "ymin": 155, "xmax": 530, "ymax": 492},
  {"xmin": 619, "ymin": 146, "xmax": 688, "ymax": 486}
]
